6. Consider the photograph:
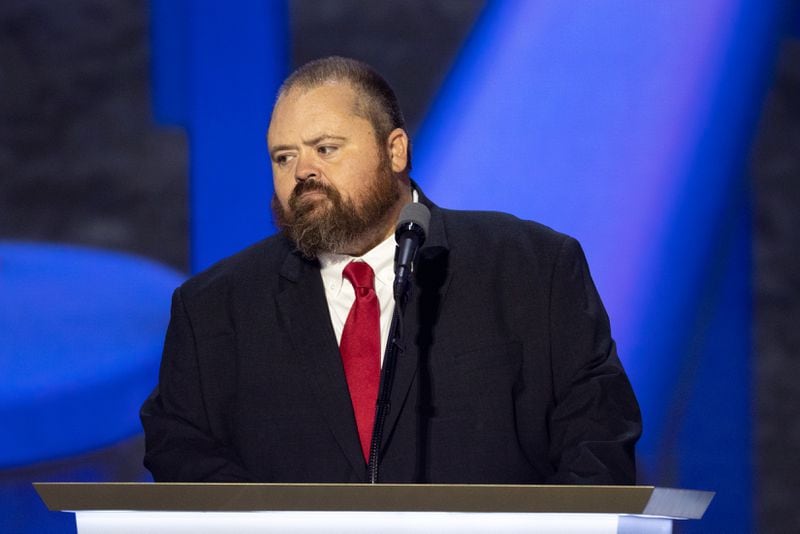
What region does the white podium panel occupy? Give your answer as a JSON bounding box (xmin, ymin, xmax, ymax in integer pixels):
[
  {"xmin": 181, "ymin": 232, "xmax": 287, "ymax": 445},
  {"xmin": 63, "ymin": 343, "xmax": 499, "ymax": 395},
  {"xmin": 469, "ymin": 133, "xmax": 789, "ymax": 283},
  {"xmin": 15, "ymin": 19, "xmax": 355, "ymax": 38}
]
[{"xmin": 76, "ymin": 511, "xmax": 673, "ymax": 534}]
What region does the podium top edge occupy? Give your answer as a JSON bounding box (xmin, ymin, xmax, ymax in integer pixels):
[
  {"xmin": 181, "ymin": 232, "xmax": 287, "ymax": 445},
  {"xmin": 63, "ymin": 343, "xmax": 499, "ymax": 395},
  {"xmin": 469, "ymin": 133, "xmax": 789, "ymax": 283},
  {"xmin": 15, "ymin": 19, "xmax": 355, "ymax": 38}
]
[
  {"xmin": 34, "ymin": 482, "xmax": 652, "ymax": 489},
  {"xmin": 33, "ymin": 483, "xmax": 713, "ymax": 519}
]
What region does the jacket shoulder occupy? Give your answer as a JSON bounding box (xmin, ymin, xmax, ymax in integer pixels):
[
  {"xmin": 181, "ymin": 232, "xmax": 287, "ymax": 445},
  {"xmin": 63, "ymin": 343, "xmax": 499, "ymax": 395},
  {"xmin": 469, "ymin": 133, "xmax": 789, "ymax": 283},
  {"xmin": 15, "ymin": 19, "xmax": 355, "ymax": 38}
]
[
  {"xmin": 438, "ymin": 208, "xmax": 574, "ymax": 258},
  {"xmin": 178, "ymin": 234, "xmax": 293, "ymax": 300}
]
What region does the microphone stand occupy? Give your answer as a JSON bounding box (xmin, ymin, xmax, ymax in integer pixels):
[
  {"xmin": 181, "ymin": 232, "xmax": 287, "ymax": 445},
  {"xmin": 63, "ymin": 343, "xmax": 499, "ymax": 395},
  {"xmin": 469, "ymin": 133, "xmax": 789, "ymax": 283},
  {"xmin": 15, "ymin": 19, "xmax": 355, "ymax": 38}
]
[
  {"xmin": 367, "ymin": 283, "xmax": 409, "ymax": 483},
  {"xmin": 367, "ymin": 201, "xmax": 429, "ymax": 483}
]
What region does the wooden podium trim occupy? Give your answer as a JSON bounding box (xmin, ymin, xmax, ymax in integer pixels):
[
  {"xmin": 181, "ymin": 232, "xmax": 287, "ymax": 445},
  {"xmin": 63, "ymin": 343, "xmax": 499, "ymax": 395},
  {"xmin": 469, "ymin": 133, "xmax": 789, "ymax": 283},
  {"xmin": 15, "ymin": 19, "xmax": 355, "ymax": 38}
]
[{"xmin": 33, "ymin": 483, "xmax": 713, "ymax": 519}]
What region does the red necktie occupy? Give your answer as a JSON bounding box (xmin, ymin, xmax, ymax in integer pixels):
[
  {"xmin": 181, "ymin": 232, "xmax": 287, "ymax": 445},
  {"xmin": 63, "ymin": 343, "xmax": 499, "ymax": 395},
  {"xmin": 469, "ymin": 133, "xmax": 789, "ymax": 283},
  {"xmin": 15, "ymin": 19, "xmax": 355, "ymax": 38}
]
[{"xmin": 340, "ymin": 261, "xmax": 381, "ymax": 463}]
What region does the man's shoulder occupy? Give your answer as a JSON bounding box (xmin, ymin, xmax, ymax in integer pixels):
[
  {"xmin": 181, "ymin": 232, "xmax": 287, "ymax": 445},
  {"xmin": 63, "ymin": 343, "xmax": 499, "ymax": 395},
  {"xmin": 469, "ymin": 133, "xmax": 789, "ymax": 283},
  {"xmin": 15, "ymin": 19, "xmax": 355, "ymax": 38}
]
[
  {"xmin": 178, "ymin": 233, "xmax": 294, "ymax": 299},
  {"xmin": 437, "ymin": 206, "xmax": 573, "ymax": 255}
]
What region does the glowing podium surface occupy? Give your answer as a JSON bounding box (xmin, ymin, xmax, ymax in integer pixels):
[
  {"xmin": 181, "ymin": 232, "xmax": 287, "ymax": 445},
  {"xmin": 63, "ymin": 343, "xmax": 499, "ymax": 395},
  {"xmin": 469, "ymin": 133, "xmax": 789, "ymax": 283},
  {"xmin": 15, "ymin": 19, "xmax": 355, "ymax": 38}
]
[{"xmin": 35, "ymin": 483, "xmax": 713, "ymax": 533}]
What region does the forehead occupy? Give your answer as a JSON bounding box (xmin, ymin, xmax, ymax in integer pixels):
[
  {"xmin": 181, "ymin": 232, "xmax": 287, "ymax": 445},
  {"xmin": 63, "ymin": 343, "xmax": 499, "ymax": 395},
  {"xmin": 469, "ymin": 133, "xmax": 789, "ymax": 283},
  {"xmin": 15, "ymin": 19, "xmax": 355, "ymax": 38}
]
[{"xmin": 268, "ymin": 82, "xmax": 372, "ymax": 143}]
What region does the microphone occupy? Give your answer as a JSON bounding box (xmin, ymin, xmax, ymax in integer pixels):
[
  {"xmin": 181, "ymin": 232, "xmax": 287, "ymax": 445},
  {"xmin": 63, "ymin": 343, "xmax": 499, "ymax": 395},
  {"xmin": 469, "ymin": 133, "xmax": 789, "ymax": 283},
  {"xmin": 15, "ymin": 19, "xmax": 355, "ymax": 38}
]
[{"xmin": 393, "ymin": 202, "xmax": 431, "ymax": 301}]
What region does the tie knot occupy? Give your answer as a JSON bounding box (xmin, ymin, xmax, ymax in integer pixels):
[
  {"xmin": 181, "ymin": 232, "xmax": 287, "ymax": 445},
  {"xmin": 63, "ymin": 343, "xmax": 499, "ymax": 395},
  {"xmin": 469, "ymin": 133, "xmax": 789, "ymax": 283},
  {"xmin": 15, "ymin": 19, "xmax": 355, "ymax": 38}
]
[{"xmin": 343, "ymin": 261, "xmax": 375, "ymax": 290}]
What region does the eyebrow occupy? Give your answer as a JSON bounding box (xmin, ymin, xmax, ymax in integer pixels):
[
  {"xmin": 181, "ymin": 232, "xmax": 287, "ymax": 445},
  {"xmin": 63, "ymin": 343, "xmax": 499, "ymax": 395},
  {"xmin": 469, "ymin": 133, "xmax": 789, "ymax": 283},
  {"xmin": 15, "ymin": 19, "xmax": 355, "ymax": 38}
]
[
  {"xmin": 269, "ymin": 134, "xmax": 347, "ymax": 157},
  {"xmin": 306, "ymin": 134, "xmax": 347, "ymax": 145}
]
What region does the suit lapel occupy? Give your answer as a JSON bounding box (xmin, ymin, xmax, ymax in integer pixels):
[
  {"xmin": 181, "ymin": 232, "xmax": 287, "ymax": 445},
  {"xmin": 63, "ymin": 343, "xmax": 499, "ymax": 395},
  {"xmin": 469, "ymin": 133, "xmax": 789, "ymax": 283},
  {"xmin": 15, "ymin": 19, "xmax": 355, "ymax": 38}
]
[{"xmin": 275, "ymin": 252, "xmax": 367, "ymax": 478}]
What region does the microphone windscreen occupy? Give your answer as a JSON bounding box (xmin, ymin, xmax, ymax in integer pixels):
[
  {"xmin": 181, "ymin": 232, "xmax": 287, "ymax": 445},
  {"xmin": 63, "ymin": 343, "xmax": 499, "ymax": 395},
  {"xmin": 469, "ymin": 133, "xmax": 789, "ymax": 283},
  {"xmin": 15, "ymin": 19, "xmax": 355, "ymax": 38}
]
[{"xmin": 396, "ymin": 202, "xmax": 431, "ymax": 237}]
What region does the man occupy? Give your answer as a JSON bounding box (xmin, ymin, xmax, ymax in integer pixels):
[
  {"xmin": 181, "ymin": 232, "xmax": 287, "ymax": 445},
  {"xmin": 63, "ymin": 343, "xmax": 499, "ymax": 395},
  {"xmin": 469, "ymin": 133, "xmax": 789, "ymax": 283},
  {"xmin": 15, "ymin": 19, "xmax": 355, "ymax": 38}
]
[{"xmin": 141, "ymin": 56, "xmax": 641, "ymax": 484}]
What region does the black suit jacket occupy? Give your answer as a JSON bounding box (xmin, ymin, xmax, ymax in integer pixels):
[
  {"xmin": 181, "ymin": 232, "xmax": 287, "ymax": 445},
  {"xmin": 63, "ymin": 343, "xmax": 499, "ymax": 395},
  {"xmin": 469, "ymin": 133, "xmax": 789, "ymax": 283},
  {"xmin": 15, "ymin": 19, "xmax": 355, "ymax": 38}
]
[{"xmin": 141, "ymin": 196, "xmax": 641, "ymax": 484}]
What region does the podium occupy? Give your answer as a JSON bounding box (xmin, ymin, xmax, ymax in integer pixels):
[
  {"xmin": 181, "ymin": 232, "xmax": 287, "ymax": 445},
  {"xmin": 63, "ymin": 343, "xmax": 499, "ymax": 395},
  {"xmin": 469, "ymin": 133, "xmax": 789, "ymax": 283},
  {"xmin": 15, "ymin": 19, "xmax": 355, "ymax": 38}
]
[{"xmin": 35, "ymin": 483, "xmax": 713, "ymax": 533}]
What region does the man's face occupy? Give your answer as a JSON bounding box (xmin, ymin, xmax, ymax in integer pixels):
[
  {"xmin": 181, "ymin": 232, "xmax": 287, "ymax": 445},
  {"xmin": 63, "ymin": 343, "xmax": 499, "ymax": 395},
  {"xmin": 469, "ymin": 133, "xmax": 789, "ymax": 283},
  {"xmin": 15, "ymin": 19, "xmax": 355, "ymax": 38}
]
[{"xmin": 267, "ymin": 82, "xmax": 402, "ymax": 257}]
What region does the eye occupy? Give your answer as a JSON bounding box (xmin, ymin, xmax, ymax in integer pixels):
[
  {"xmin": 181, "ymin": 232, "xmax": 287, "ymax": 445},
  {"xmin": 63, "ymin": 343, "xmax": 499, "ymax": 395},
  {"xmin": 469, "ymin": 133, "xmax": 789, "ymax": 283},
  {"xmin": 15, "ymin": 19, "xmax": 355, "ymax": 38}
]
[
  {"xmin": 317, "ymin": 145, "xmax": 338, "ymax": 156},
  {"xmin": 274, "ymin": 153, "xmax": 294, "ymax": 167}
]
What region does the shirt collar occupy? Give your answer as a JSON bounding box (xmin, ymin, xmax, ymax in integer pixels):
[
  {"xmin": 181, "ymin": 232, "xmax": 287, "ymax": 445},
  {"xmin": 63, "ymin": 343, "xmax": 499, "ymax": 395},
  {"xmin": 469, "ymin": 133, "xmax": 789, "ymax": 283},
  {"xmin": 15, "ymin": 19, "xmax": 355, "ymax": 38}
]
[{"xmin": 318, "ymin": 233, "xmax": 396, "ymax": 295}]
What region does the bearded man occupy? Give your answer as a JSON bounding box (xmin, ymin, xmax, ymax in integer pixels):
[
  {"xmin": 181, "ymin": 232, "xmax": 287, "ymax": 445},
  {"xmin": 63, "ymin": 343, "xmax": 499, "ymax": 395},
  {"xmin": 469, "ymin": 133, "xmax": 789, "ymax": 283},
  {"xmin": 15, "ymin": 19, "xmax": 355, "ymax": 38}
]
[{"xmin": 140, "ymin": 56, "xmax": 641, "ymax": 484}]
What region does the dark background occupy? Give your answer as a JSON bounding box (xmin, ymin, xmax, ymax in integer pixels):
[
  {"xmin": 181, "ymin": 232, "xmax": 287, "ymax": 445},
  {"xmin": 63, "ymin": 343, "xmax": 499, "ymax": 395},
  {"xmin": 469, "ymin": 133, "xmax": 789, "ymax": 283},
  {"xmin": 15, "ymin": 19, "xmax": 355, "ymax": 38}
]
[{"xmin": 0, "ymin": 1, "xmax": 797, "ymax": 531}]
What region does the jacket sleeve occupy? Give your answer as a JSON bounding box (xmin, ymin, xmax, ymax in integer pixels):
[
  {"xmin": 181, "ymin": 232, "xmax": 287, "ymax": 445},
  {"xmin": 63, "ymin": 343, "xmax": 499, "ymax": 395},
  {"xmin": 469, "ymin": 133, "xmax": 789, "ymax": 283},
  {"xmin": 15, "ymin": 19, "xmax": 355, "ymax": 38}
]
[
  {"xmin": 140, "ymin": 287, "xmax": 254, "ymax": 482},
  {"xmin": 545, "ymin": 236, "xmax": 642, "ymax": 484}
]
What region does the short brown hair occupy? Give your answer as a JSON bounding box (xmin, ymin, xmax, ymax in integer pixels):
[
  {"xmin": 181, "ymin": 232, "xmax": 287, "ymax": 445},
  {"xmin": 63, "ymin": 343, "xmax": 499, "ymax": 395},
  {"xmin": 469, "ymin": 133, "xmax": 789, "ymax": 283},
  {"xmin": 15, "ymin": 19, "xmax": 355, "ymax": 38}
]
[{"xmin": 278, "ymin": 56, "xmax": 411, "ymax": 170}]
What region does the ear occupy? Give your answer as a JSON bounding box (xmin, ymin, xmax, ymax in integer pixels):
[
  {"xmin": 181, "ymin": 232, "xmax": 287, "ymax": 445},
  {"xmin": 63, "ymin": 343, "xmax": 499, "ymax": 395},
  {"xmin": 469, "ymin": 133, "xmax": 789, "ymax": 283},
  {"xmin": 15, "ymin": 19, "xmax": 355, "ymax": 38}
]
[{"xmin": 386, "ymin": 128, "xmax": 409, "ymax": 173}]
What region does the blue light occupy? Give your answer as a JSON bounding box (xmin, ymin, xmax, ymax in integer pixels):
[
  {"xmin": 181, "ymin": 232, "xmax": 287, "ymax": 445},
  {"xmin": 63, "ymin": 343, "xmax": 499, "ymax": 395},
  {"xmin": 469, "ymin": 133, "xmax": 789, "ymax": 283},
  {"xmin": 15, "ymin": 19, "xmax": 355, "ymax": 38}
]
[{"xmin": 0, "ymin": 242, "xmax": 183, "ymax": 466}]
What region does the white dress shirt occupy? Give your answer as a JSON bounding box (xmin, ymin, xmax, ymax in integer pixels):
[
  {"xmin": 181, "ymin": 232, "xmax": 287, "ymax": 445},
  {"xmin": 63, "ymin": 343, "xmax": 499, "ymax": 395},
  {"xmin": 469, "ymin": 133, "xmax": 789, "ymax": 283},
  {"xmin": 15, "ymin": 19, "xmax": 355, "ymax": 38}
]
[{"xmin": 318, "ymin": 234, "xmax": 396, "ymax": 364}]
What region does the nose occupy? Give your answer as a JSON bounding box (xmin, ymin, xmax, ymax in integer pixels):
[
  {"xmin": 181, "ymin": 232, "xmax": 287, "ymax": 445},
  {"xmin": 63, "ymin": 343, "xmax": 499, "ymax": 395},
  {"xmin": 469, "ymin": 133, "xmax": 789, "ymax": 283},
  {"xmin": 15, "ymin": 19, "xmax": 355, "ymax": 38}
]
[{"xmin": 294, "ymin": 150, "xmax": 319, "ymax": 183}]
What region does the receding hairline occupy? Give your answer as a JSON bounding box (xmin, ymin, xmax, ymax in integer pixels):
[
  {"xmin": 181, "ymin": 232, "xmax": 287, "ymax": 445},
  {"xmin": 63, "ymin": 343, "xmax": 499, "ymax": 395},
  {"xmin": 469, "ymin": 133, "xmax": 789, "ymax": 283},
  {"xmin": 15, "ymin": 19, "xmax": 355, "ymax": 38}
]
[
  {"xmin": 277, "ymin": 58, "xmax": 403, "ymax": 127},
  {"xmin": 276, "ymin": 56, "xmax": 391, "ymax": 100},
  {"xmin": 280, "ymin": 77, "xmax": 381, "ymax": 116},
  {"xmin": 272, "ymin": 80, "xmax": 379, "ymax": 133},
  {"xmin": 275, "ymin": 79, "xmax": 361, "ymax": 109}
]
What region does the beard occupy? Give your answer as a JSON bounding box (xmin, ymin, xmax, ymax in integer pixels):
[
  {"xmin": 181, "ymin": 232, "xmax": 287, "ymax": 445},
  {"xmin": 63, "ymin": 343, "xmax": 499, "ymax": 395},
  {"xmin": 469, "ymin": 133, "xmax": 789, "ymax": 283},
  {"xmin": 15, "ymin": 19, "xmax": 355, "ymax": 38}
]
[{"xmin": 272, "ymin": 159, "xmax": 402, "ymax": 259}]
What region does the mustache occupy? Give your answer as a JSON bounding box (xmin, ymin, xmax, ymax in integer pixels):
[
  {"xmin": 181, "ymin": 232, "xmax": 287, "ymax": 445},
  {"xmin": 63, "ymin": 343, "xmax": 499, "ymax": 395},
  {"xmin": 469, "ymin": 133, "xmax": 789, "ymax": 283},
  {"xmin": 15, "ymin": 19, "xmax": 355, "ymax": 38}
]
[{"xmin": 291, "ymin": 179, "xmax": 334, "ymax": 200}]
